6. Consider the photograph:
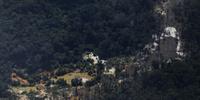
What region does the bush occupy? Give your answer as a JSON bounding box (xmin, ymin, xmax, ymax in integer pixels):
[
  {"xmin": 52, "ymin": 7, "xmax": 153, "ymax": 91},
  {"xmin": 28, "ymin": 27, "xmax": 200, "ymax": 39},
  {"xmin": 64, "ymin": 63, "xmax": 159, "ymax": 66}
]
[
  {"xmin": 71, "ymin": 78, "xmax": 82, "ymax": 87},
  {"xmin": 11, "ymin": 81, "xmax": 20, "ymax": 86},
  {"xmin": 56, "ymin": 78, "xmax": 68, "ymax": 87}
]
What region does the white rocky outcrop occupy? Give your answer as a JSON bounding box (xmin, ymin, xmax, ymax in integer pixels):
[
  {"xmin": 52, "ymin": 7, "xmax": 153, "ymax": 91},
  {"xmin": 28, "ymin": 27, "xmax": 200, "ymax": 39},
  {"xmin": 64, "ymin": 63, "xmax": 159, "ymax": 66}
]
[
  {"xmin": 161, "ymin": 27, "xmax": 178, "ymax": 39},
  {"xmin": 83, "ymin": 52, "xmax": 107, "ymax": 65},
  {"xmin": 154, "ymin": 5, "xmax": 166, "ymax": 16},
  {"xmin": 149, "ymin": 26, "xmax": 185, "ymax": 57},
  {"xmin": 83, "ymin": 52, "xmax": 100, "ymax": 65}
]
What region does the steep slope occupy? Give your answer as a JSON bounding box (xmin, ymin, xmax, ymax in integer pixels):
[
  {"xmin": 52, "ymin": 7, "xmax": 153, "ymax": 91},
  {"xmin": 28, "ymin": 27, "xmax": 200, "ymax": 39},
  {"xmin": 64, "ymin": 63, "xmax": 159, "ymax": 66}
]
[
  {"xmin": 89, "ymin": 1, "xmax": 200, "ymax": 100},
  {"xmin": 136, "ymin": 0, "xmax": 186, "ymax": 72}
]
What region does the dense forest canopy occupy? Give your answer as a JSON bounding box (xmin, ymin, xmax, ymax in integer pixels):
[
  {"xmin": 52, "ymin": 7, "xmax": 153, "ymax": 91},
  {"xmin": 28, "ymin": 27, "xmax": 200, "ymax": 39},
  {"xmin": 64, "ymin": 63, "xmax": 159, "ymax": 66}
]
[
  {"xmin": 0, "ymin": 0, "xmax": 160, "ymax": 96},
  {"xmin": 0, "ymin": 0, "xmax": 160, "ymax": 70}
]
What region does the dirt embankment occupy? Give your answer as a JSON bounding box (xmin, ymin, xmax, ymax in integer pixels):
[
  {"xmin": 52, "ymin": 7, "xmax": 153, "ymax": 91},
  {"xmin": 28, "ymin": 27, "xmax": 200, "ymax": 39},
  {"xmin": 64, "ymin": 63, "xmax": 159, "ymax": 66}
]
[{"xmin": 11, "ymin": 72, "xmax": 30, "ymax": 86}]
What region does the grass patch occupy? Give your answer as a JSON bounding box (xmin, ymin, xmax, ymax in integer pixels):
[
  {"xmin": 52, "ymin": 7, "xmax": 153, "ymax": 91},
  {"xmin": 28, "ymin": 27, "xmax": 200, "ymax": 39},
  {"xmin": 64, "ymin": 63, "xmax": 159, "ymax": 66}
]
[
  {"xmin": 11, "ymin": 86, "xmax": 37, "ymax": 94},
  {"xmin": 53, "ymin": 72, "xmax": 94, "ymax": 85}
]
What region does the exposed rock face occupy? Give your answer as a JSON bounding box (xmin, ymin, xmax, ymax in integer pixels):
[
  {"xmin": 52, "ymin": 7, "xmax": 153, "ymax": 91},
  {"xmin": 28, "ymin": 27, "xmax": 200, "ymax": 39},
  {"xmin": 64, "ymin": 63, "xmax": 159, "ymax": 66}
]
[
  {"xmin": 159, "ymin": 26, "xmax": 183, "ymax": 60},
  {"xmin": 151, "ymin": 0, "xmax": 185, "ymax": 60},
  {"xmin": 162, "ymin": 27, "xmax": 179, "ymax": 38},
  {"xmin": 11, "ymin": 72, "xmax": 30, "ymax": 86},
  {"xmin": 160, "ymin": 37, "xmax": 177, "ymax": 59},
  {"xmin": 136, "ymin": 0, "xmax": 186, "ymax": 73}
]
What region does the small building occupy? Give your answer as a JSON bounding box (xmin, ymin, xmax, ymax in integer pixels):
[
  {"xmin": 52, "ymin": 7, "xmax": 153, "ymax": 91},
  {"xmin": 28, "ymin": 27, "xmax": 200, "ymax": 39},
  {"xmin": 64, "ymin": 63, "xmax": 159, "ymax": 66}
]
[{"xmin": 103, "ymin": 67, "xmax": 116, "ymax": 76}]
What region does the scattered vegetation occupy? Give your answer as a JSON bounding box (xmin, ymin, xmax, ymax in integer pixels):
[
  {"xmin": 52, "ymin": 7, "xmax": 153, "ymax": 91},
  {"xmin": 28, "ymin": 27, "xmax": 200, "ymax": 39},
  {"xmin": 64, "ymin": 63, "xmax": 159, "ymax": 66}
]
[{"xmin": 0, "ymin": 0, "xmax": 199, "ymax": 100}]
